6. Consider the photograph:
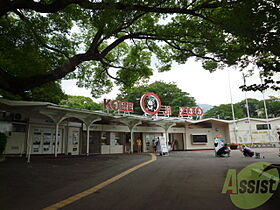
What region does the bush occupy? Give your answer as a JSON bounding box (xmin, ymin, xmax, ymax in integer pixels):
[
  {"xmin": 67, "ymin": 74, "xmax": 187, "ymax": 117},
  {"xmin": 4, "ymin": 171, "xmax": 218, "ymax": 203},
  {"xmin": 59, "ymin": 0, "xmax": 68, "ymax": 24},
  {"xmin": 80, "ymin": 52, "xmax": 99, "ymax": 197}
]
[
  {"xmin": 228, "ymin": 143, "xmax": 238, "ymax": 150},
  {"xmin": 0, "ymin": 132, "xmax": 7, "ymax": 155}
]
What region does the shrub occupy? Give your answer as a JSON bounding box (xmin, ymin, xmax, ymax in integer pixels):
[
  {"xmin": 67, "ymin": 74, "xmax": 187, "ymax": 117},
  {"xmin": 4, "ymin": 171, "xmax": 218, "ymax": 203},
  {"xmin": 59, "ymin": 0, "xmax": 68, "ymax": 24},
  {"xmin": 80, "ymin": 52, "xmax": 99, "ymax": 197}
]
[
  {"xmin": 228, "ymin": 143, "xmax": 238, "ymax": 150},
  {"xmin": 0, "ymin": 132, "xmax": 7, "ymax": 155}
]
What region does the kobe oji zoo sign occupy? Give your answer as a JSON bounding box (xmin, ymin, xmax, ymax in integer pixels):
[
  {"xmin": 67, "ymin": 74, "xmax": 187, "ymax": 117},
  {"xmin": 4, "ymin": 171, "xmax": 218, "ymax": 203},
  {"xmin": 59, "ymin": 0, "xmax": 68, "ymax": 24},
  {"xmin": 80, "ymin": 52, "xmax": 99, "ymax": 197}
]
[
  {"xmin": 103, "ymin": 99, "xmax": 134, "ymax": 113},
  {"xmin": 103, "ymin": 92, "xmax": 204, "ymax": 117},
  {"xmin": 140, "ymin": 92, "xmax": 204, "ymax": 117}
]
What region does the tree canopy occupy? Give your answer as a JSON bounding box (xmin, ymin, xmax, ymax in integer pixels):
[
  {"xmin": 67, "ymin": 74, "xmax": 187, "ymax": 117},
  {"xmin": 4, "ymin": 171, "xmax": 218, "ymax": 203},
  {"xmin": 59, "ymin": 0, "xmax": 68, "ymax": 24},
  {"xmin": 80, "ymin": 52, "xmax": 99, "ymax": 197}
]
[
  {"xmin": 203, "ymin": 97, "xmax": 280, "ymax": 120},
  {"xmin": 116, "ymin": 81, "xmax": 196, "ymax": 115},
  {"xmin": 0, "ymin": 81, "xmax": 66, "ymax": 104},
  {"xmin": 0, "ymin": 0, "xmax": 279, "ymax": 98},
  {"xmin": 60, "ymin": 95, "xmax": 103, "ymax": 110}
]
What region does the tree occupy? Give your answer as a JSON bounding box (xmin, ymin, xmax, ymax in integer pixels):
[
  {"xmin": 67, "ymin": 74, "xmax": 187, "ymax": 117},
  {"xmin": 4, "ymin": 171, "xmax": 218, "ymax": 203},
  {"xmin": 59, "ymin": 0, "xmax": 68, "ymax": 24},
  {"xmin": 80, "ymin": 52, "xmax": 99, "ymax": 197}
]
[
  {"xmin": 203, "ymin": 97, "xmax": 280, "ymax": 119},
  {"xmin": 0, "ymin": 1, "xmax": 279, "ymax": 98},
  {"xmin": 203, "ymin": 104, "xmax": 244, "ymax": 120},
  {"xmin": 236, "ymin": 98, "xmax": 260, "ymax": 118},
  {"xmin": 0, "ymin": 81, "xmax": 67, "ymax": 104},
  {"xmin": 116, "ymin": 81, "xmax": 196, "ymax": 115},
  {"xmin": 260, "ymin": 97, "xmax": 280, "ymax": 118},
  {"xmin": 60, "ymin": 95, "xmax": 103, "ymax": 110}
]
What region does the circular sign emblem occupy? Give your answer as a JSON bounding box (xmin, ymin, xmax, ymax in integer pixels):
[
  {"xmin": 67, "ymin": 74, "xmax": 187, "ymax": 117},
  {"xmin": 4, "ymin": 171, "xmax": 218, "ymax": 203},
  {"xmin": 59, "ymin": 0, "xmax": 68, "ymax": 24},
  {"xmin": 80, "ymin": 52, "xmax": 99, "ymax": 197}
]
[
  {"xmin": 140, "ymin": 92, "xmax": 162, "ymax": 115},
  {"xmin": 195, "ymin": 107, "xmax": 204, "ymax": 116}
]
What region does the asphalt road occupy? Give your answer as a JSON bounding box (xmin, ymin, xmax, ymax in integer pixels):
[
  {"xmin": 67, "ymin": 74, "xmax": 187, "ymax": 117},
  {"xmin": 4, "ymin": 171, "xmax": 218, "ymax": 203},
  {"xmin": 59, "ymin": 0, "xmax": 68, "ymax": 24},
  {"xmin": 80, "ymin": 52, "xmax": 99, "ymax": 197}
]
[{"xmin": 1, "ymin": 149, "xmax": 279, "ymax": 210}]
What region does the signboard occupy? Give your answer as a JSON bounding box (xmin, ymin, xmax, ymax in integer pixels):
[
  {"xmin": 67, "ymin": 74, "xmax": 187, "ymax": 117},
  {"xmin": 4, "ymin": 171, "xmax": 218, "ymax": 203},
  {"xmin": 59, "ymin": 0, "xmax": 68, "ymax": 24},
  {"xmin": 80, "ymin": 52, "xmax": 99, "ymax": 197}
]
[
  {"xmin": 179, "ymin": 107, "xmax": 204, "ymax": 116},
  {"xmin": 104, "ymin": 92, "xmax": 204, "ymax": 117},
  {"xmin": 104, "ymin": 99, "xmax": 134, "ymax": 112},
  {"xmin": 140, "ymin": 92, "xmax": 204, "ymax": 117},
  {"xmin": 140, "ymin": 92, "xmax": 162, "ymax": 115},
  {"xmin": 157, "ymin": 136, "xmax": 169, "ymax": 155}
]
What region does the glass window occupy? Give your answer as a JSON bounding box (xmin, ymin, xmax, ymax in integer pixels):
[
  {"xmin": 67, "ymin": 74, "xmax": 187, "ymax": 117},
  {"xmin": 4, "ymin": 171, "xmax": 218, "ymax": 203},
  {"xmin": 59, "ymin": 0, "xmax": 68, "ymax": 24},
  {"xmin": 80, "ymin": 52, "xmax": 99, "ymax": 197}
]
[
  {"xmin": 12, "ymin": 124, "xmax": 26, "ymax": 132},
  {"xmin": 191, "ymin": 134, "xmax": 208, "ymax": 143},
  {"xmin": 256, "ymin": 124, "xmax": 271, "ymax": 130}
]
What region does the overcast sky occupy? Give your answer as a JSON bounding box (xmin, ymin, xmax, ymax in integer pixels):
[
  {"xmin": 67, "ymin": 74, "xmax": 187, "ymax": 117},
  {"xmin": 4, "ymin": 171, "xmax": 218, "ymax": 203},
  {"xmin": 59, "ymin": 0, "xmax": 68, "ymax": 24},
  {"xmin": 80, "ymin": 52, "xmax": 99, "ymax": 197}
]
[{"xmin": 61, "ymin": 58, "xmax": 280, "ymax": 106}]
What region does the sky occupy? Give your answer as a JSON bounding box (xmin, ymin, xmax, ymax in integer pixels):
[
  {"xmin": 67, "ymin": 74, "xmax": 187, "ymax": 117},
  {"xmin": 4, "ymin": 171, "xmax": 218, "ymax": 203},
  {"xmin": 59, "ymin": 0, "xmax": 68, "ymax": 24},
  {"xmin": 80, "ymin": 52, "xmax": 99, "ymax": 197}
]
[{"xmin": 61, "ymin": 58, "xmax": 280, "ymax": 106}]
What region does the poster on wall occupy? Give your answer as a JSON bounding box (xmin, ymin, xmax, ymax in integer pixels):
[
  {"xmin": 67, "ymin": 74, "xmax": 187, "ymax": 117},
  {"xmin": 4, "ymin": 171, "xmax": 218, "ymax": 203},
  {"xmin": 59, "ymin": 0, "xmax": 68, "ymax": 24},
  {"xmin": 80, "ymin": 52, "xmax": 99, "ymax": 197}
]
[
  {"xmin": 32, "ymin": 128, "xmax": 42, "ymax": 154},
  {"xmin": 72, "ymin": 131, "xmax": 79, "ymax": 154},
  {"xmin": 43, "ymin": 128, "xmax": 52, "ymax": 154}
]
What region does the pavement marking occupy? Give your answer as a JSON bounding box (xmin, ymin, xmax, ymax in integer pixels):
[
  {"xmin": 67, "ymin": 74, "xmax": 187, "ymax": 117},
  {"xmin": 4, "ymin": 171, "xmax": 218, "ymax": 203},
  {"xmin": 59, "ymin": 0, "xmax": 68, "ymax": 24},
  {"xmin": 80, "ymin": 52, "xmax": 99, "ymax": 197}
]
[{"xmin": 42, "ymin": 153, "xmax": 157, "ymax": 210}]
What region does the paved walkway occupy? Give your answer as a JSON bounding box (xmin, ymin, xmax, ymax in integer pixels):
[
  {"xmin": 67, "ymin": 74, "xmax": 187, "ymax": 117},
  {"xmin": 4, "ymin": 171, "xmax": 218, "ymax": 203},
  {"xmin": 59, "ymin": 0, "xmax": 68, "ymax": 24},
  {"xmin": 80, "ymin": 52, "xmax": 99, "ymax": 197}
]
[{"xmin": 0, "ymin": 149, "xmax": 279, "ymax": 210}]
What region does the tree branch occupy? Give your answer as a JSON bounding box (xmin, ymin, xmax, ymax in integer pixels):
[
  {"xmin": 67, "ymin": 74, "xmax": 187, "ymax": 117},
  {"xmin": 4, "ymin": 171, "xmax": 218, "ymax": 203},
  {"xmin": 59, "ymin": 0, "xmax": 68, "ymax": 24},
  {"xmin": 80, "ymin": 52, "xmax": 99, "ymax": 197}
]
[
  {"xmin": 14, "ymin": 9, "xmax": 71, "ymax": 58},
  {"xmin": 0, "ymin": 52, "xmax": 94, "ymax": 94},
  {"xmin": 1, "ymin": 0, "xmax": 222, "ymax": 20},
  {"xmin": 164, "ymin": 40, "xmax": 221, "ymax": 62}
]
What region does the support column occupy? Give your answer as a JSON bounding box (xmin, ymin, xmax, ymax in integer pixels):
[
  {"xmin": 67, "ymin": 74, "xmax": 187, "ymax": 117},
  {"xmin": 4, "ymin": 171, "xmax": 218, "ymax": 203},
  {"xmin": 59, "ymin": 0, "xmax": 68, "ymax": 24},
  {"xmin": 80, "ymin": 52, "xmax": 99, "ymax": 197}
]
[
  {"xmin": 26, "ymin": 122, "xmax": 32, "ymax": 163},
  {"xmin": 165, "ymin": 130, "xmax": 169, "ymax": 146},
  {"xmin": 25, "ymin": 121, "xmax": 31, "ymax": 158},
  {"xmin": 154, "ymin": 121, "xmax": 176, "ymax": 147},
  {"xmin": 55, "ymin": 122, "xmax": 59, "ymax": 157},
  {"xmin": 117, "ymin": 119, "xmax": 141, "ymax": 154},
  {"xmin": 130, "ymin": 130, "xmax": 134, "ymax": 153},
  {"xmin": 86, "ymin": 125, "xmax": 90, "ymax": 156}
]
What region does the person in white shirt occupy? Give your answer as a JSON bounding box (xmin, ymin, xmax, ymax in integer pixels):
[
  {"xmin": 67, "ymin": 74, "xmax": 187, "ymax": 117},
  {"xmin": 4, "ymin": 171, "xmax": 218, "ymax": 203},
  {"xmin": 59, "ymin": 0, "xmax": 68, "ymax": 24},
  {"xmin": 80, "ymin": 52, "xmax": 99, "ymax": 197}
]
[{"xmin": 214, "ymin": 136, "xmax": 231, "ymax": 157}]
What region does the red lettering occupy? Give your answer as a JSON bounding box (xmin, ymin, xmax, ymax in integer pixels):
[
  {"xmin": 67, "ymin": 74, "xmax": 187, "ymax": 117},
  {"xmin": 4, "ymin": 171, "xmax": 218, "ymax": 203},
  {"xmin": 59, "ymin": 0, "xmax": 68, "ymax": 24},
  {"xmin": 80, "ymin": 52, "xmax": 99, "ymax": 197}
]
[
  {"xmin": 104, "ymin": 99, "xmax": 111, "ymax": 110},
  {"xmin": 195, "ymin": 107, "xmax": 204, "ymax": 116},
  {"xmin": 179, "ymin": 107, "xmax": 204, "ymax": 116},
  {"xmin": 127, "ymin": 102, "xmax": 134, "ymax": 112},
  {"xmin": 111, "ymin": 100, "xmax": 119, "ymax": 111},
  {"xmin": 164, "ymin": 106, "xmax": 172, "ymax": 116},
  {"xmin": 188, "ymin": 107, "xmax": 194, "ymax": 115},
  {"xmin": 120, "ymin": 101, "xmax": 128, "ymax": 111},
  {"xmin": 179, "ymin": 107, "xmax": 188, "ymax": 116},
  {"xmin": 104, "ymin": 99, "xmax": 134, "ymax": 113}
]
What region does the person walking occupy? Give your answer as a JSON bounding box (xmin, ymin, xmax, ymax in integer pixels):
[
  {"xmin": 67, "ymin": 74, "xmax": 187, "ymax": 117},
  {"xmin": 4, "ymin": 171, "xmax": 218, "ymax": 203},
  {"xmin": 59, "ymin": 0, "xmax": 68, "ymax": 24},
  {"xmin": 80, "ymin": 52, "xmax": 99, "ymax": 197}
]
[{"xmin": 136, "ymin": 138, "xmax": 142, "ymax": 153}]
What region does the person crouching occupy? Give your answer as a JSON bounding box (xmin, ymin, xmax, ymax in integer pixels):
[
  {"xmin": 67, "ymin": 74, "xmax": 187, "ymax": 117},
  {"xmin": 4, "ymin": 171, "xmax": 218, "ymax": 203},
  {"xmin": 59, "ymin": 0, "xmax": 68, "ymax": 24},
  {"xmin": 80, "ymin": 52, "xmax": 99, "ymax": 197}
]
[
  {"xmin": 241, "ymin": 145, "xmax": 254, "ymax": 157},
  {"xmin": 216, "ymin": 143, "xmax": 231, "ymax": 157}
]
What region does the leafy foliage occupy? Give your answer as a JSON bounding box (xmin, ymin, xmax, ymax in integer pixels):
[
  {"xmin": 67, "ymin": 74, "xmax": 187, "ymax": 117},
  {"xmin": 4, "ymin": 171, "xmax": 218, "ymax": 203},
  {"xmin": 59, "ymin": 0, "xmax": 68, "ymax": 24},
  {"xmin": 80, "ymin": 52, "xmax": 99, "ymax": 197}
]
[
  {"xmin": 0, "ymin": 0, "xmax": 279, "ymax": 98},
  {"xmin": 203, "ymin": 97, "xmax": 280, "ymax": 119},
  {"xmin": 60, "ymin": 95, "xmax": 103, "ymax": 110},
  {"xmin": 116, "ymin": 81, "xmax": 196, "ymax": 115},
  {"xmin": 0, "ymin": 81, "xmax": 67, "ymax": 104}
]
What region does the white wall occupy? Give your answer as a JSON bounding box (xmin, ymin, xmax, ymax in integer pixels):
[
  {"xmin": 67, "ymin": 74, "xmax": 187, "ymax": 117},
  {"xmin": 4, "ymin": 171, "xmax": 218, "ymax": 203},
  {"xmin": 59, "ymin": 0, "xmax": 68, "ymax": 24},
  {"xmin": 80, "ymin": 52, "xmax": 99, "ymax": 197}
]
[
  {"xmin": 228, "ymin": 119, "xmax": 280, "ymax": 144},
  {"xmin": 185, "ymin": 128, "xmax": 213, "ymax": 150}
]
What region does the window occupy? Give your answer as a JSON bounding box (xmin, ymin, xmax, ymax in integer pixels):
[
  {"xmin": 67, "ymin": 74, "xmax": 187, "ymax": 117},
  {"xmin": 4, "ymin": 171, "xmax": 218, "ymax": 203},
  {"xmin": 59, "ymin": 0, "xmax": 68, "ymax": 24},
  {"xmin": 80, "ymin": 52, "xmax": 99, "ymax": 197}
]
[
  {"xmin": 256, "ymin": 124, "xmax": 271, "ymax": 130},
  {"xmin": 12, "ymin": 124, "xmax": 26, "ymax": 132},
  {"xmin": 191, "ymin": 134, "xmax": 208, "ymax": 144}
]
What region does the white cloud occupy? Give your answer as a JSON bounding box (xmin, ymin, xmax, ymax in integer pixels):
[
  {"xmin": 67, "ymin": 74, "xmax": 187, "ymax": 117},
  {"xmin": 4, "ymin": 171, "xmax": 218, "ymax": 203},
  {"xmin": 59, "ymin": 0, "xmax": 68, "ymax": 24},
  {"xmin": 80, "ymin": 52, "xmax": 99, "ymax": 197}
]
[{"xmin": 62, "ymin": 59, "xmax": 280, "ymax": 106}]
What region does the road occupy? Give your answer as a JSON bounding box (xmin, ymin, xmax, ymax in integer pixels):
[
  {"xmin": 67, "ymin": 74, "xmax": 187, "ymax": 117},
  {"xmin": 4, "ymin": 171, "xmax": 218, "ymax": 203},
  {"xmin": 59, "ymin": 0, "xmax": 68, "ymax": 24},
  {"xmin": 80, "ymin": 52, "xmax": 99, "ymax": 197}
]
[{"xmin": 0, "ymin": 149, "xmax": 279, "ymax": 210}]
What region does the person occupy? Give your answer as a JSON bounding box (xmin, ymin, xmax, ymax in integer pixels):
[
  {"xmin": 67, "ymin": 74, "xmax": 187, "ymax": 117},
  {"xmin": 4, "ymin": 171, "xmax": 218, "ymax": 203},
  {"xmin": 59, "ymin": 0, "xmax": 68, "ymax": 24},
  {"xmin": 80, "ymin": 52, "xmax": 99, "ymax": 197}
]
[
  {"xmin": 214, "ymin": 136, "xmax": 230, "ymax": 157},
  {"xmin": 136, "ymin": 138, "xmax": 142, "ymax": 153},
  {"xmin": 214, "ymin": 136, "xmax": 224, "ymax": 152},
  {"xmin": 216, "ymin": 143, "xmax": 231, "ymax": 157},
  {"xmin": 126, "ymin": 138, "xmax": 131, "ymax": 153},
  {"xmin": 152, "ymin": 139, "xmax": 157, "ymax": 153},
  {"xmin": 241, "ymin": 145, "xmax": 254, "ymax": 157}
]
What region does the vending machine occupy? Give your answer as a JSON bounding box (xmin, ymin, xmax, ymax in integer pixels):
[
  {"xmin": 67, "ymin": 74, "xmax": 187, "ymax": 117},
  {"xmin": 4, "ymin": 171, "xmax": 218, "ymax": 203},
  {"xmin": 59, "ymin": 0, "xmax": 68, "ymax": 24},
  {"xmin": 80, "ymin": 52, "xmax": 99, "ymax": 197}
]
[{"xmin": 67, "ymin": 128, "xmax": 79, "ymax": 155}]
